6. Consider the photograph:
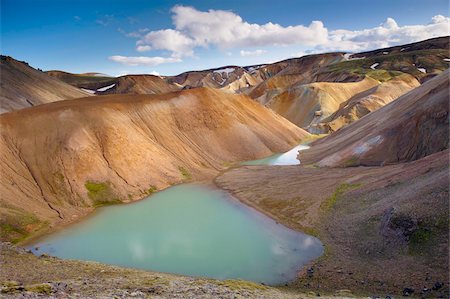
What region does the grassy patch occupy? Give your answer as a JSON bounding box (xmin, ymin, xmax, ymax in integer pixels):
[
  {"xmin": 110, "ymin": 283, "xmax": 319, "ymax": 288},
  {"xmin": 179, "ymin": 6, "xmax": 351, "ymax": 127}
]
[
  {"xmin": 85, "ymin": 181, "xmax": 121, "ymax": 207},
  {"xmin": 145, "ymin": 185, "xmax": 158, "ymax": 195},
  {"xmin": 222, "ymin": 161, "xmax": 233, "ymax": 167},
  {"xmin": 321, "ymin": 183, "xmax": 361, "ymax": 211},
  {"xmin": 321, "ymin": 49, "xmax": 449, "ymax": 81},
  {"xmin": 178, "ymin": 166, "xmax": 192, "ymax": 181},
  {"xmin": 0, "ymin": 208, "xmax": 44, "ymax": 243},
  {"xmin": 25, "ymin": 283, "xmax": 53, "ymax": 295},
  {"xmin": 408, "ymin": 216, "xmax": 447, "ymax": 255}
]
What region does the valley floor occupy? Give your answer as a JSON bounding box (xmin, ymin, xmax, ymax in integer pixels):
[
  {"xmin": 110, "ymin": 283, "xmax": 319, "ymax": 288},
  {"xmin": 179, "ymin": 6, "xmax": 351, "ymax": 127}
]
[
  {"xmin": 1, "ymin": 150, "xmax": 448, "ymax": 298},
  {"xmin": 216, "ymin": 150, "xmax": 449, "ymax": 298}
]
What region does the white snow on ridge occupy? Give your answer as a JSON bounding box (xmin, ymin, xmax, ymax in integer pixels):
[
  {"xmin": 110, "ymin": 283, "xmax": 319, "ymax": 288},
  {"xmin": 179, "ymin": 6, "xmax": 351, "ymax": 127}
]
[
  {"xmin": 370, "ymin": 63, "xmax": 379, "ymax": 70},
  {"xmin": 344, "ymin": 54, "xmax": 366, "ymax": 61},
  {"xmin": 81, "ymin": 88, "xmax": 96, "ymax": 94},
  {"xmin": 247, "ymin": 65, "xmax": 266, "ymax": 72},
  {"xmin": 417, "ymin": 68, "xmax": 426, "ymax": 73},
  {"xmin": 213, "ymin": 67, "xmax": 235, "ymax": 77},
  {"xmin": 97, "ymin": 83, "xmax": 116, "ymax": 91}
]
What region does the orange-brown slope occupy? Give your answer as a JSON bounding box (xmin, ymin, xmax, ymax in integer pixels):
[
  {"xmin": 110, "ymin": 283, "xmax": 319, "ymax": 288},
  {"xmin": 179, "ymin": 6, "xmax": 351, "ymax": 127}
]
[
  {"xmin": 248, "ymin": 53, "xmax": 344, "ymax": 103},
  {"xmin": 313, "ymin": 74, "xmax": 420, "ymax": 133},
  {"xmin": 266, "ymin": 77, "xmax": 380, "ymax": 129},
  {"xmin": 99, "ymin": 75, "xmax": 180, "ymax": 95},
  {"xmin": 300, "ymin": 69, "xmax": 449, "ymax": 167},
  {"xmin": 0, "ymin": 87, "xmax": 309, "ymax": 242},
  {"xmin": 0, "ymin": 56, "xmax": 91, "ymax": 113}
]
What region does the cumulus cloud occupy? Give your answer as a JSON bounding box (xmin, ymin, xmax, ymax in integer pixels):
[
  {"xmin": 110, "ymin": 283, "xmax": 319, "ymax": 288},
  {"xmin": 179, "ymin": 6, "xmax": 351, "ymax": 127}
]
[
  {"xmin": 240, "ymin": 49, "xmax": 267, "ymax": 56},
  {"xmin": 323, "ymin": 15, "xmax": 450, "ymax": 52},
  {"xmin": 135, "ymin": 5, "xmax": 327, "ymax": 57},
  {"xmin": 108, "ymin": 55, "xmax": 181, "ymax": 66},
  {"xmin": 109, "ymin": 6, "xmax": 450, "ymax": 66}
]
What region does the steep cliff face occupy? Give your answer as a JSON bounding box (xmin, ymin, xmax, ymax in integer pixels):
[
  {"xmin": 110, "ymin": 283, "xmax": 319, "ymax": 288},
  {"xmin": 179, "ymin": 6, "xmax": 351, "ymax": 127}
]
[
  {"xmin": 0, "ymin": 56, "xmax": 91, "ymax": 113},
  {"xmin": 0, "ymin": 88, "xmax": 308, "ymax": 242},
  {"xmin": 300, "ymin": 70, "xmax": 449, "ymax": 167}
]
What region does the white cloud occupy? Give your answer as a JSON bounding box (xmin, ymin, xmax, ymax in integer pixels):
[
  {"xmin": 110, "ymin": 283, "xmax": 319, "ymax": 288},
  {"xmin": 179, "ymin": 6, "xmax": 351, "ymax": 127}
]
[
  {"xmin": 149, "ymin": 71, "xmax": 161, "ymax": 76},
  {"xmin": 323, "ymin": 15, "xmax": 450, "ymax": 52},
  {"xmin": 108, "ymin": 55, "xmax": 181, "ymax": 66},
  {"xmin": 135, "ymin": 5, "xmax": 327, "ymax": 58},
  {"xmin": 136, "ymin": 28, "xmax": 195, "ymax": 57},
  {"xmin": 240, "ymin": 49, "xmax": 267, "ymax": 56},
  {"xmin": 110, "ymin": 7, "xmax": 450, "ymax": 67}
]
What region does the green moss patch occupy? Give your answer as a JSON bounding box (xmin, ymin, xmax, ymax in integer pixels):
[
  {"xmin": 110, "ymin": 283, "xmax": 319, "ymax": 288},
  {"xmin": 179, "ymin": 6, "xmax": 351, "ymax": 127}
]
[
  {"xmin": 0, "ymin": 206, "xmax": 44, "ymax": 243},
  {"xmin": 321, "ymin": 183, "xmax": 361, "ymax": 211},
  {"xmin": 178, "ymin": 166, "xmax": 192, "ymax": 181},
  {"xmin": 408, "ymin": 216, "xmax": 447, "ymax": 255},
  {"xmin": 84, "ymin": 181, "xmax": 121, "ymax": 207},
  {"xmin": 321, "ymin": 49, "xmax": 449, "ymax": 82}
]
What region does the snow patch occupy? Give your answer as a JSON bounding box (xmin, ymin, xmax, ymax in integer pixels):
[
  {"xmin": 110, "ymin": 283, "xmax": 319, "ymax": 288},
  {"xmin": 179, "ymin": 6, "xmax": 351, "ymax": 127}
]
[
  {"xmin": 97, "ymin": 84, "xmax": 116, "ymax": 91},
  {"xmin": 344, "ymin": 54, "xmax": 365, "ymax": 61},
  {"xmin": 213, "ymin": 67, "xmax": 235, "ymax": 77},
  {"xmin": 247, "ymin": 65, "xmax": 265, "ymax": 72},
  {"xmin": 353, "ymin": 135, "xmax": 383, "ymax": 155},
  {"xmin": 343, "ymin": 53, "xmax": 352, "ymax": 60},
  {"xmin": 382, "ymin": 52, "xmax": 389, "ymax": 55},
  {"xmin": 81, "ymin": 88, "xmax": 96, "ymax": 94},
  {"xmin": 370, "ymin": 63, "xmax": 379, "ymax": 70},
  {"xmin": 417, "ymin": 68, "xmax": 426, "ymax": 73},
  {"xmin": 443, "ymin": 58, "xmax": 450, "ymax": 62}
]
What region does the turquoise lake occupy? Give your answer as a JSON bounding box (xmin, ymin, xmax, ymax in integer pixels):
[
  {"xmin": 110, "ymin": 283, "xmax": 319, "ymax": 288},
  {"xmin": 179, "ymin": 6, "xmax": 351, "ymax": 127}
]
[
  {"xmin": 242, "ymin": 144, "xmax": 310, "ymax": 166},
  {"xmin": 30, "ymin": 184, "xmax": 322, "ymax": 285}
]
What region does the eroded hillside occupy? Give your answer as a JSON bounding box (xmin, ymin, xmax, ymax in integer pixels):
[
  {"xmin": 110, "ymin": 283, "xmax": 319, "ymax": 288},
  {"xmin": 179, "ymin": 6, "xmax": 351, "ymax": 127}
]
[
  {"xmin": 0, "ymin": 88, "xmax": 308, "ymax": 243},
  {"xmin": 300, "ymin": 69, "xmax": 449, "ymax": 167},
  {"xmin": 0, "ymin": 56, "xmax": 91, "ymax": 113}
]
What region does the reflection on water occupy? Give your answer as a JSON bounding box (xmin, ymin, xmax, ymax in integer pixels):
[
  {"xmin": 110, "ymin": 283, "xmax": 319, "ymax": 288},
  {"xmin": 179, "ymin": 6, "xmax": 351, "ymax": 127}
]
[
  {"xmin": 242, "ymin": 144, "xmax": 310, "ymax": 166},
  {"xmin": 30, "ymin": 185, "xmax": 322, "ymax": 285}
]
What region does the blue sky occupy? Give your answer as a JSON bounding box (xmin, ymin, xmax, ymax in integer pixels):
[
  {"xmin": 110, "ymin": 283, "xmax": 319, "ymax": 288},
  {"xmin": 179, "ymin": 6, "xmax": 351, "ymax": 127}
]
[{"xmin": 1, "ymin": 0, "xmax": 449, "ymax": 76}]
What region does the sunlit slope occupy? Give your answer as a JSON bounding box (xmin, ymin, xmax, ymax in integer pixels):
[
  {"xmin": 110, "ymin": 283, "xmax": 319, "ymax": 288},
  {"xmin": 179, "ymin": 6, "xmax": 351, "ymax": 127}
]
[{"xmin": 0, "ymin": 87, "xmax": 308, "ymax": 242}]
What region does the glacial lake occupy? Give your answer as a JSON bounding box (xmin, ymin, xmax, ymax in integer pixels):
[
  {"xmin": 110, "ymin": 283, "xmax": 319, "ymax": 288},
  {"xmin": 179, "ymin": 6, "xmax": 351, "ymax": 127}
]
[
  {"xmin": 30, "ymin": 184, "xmax": 322, "ymax": 285},
  {"xmin": 242, "ymin": 144, "xmax": 310, "ymax": 166}
]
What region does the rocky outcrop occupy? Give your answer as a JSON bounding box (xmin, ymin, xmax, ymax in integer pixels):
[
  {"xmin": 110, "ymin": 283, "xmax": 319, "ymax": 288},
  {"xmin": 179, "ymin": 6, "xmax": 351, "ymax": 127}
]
[
  {"xmin": 0, "ymin": 87, "xmax": 308, "ymax": 242},
  {"xmin": 0, "ymin": 56, "xmax": 91, "ymax": 113}
]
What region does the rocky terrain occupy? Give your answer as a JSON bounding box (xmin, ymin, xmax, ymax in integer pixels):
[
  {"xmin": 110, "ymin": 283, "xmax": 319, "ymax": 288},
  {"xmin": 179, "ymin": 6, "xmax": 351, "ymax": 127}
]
[
  {"xmin": 0, "ymin": 56, "xmax": 91, "ymax": 113},
  {"xmin": 216, "ymin": 150, "xmax": 449, "ymax": 297},
  {"xmin": 0, "ymin": 87, "xmax": 308, "ymax": 243},
  {"xmin": 216, "ymin": 70, "xmax": 449, "ymax": 296}
]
